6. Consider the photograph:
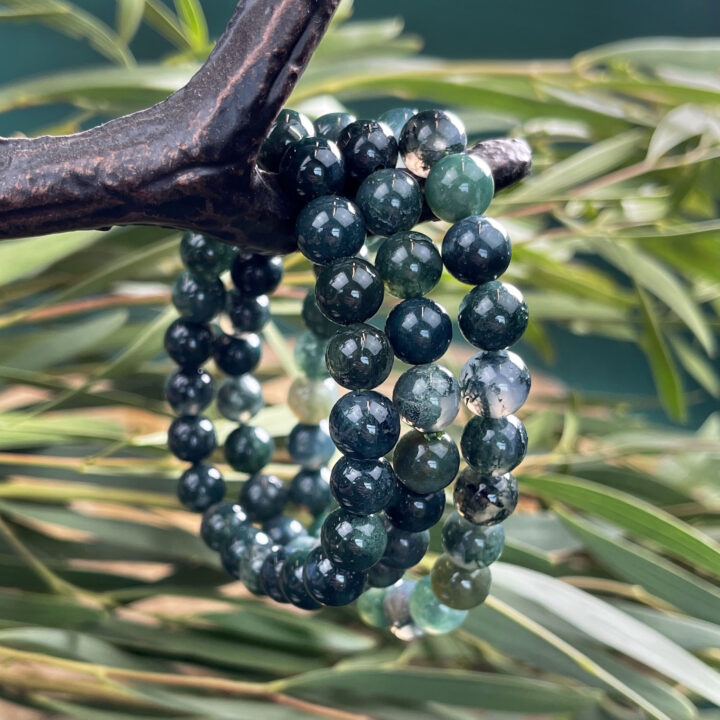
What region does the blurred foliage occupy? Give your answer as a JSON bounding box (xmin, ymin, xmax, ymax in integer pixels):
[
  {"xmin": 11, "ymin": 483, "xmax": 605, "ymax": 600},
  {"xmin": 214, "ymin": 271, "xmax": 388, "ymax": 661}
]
[{"xmin": 0, "ymin": 1, "xmax": 717, "ymax": 719}]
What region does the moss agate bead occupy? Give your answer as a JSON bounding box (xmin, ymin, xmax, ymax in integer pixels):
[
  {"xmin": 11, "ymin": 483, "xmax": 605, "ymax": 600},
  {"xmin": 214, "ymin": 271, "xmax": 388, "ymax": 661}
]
[
  {"xmin": 164, "ymin": 319, "xmax": 213, "ymax": 369},
  {"xmin": 263, "ymin": 516, "xmax": 306, "ymax": 546},
  {"xmin": 180, "ymin": 232, "xmax": 234, "ymax": 276},
  {"xmin": 315, "ymin": 258, "xmax": 384, "ymax": 325},
  {"xmin": 383, "ymin": 578, "xmax": 416, "ymax": 630},
  {"xmin": 375, "ymin": 231, "xmax": 443, "ymax": 299},
  {"xmin": 329, "ymin": 390, "xmax": 400, "ymax": 459},
  {"xmin": 288, "ymin": 376, "xmax": 339, "ymax": 424},
  {"xmin": 461, "ymin": 415, "xmax": 527, "ymax": 475},
  {"xmin": 382, "ymin": 525, "xmax": 429, "ymax": 569},
  {"xmin": 355, "ymin": 169, "xmax": 423, "ymax": 236},
  {"xmin": 213, "ymin": 333, "xmax": 262, "ymax": 376},
  {"xmin": 220, "ymin": 527, "xmax": 259, "ymax": 577},
  {"xmin": 226, "ymin": 291, "xmax": 270, "ymax": 333},
  {"xmin": 425, "ymin": 153, "xmax": 494, "ymax": 222},
  {"xmin": 442, "ymin": 511, "xmax": 505, "ymax": 569},
  {"xmin": 386, "ymin": 482, "xmax": 445, "ymax": 532},
  {"xmin": 279, "ymin": 138, "xmax": 345, "ymax": 201},
  {"xmin": 368, "ymin": 561, "xmax": 404, "ymax": 588},
  {"xmin": 177, "ymin": 464, "xmax": 225, "ymax": 512},
  {"xmin": 303, "ymin": 546, "xmax": 367, "ymax": 606},
  {"xmin": 302, "ymin": 291, "xmax": 343, "ymax": 338},
  {"xmin": 321, "ymin": 508, "xmax": 387, "ymax": 571},
  {"xmin": 442, "ymin": 216, "xmax": 511, "ymax": 285},
  {"xmin": 392, "ymin": 429, "xmax": 460, "ymax": 494},
  {"xmin": 288, "ymin": 422, "xmax": 335, "ymax": 470},
  {"xmin": 260, "ymin": 546, "xmax": 291, "ymax": 603},
  {"xmin": 460, "ymin": 350, "xmax": 531, "ymax": 418},
  {"xmin": 239, "ymin": 534, "xmax": 273, "ymax": 595},
  {"xmin": 336, "ymin": 119, "xmax": 398, "ymax": 182},
  {"xmin": 200, "ymin": 502, "xmax": 249, "ymax": 551},
  {"xmin": 294, "ymin": 332, "xmax": 330, "ymax": 379},
  {"xmin": 165, "ymin": 368, "xmax": 214, "ymax": 415},
  {"xmin": 239, "ymin": 473, "xmax": 287, "ymax": 522},
  {"xmin": 167, "ymin": 415, "xmax": 216, "ymax": 462},
  {"xmin": 225, "ymin": 425, "xmax": 275, "ymax": 474},
  {"xmin": 409, "ymin": 576, "xmax": 467, "ymax": 634},
  {"xmin": 330, "ymin": 456, "xmax": 396, "ymax": 515},
  {"xmin": 279, "ymin": 548, "xmax": 322, "ymax": 610},
  {"xmin": 385, "ymin": 297, "xmax": 452, "ymax": 366},
  {"xmin": 325, "ymin": 324, "xmax": 394, "ymax": 390},
  {"xmin": 453, "ymin": 469, "xmax": 518, "ymax": 526},
  {"xmin": 172, "ymin": 271, "xmax": 225, "ymax": 322},
  {"xmin": 392, "ymin": 364, "xmax": 460, "ymax": 432},
  {"xmin": 431, "ymin": 554, "xmax": 491, "ymax": 610},
  {"xmin": 458, "ymin": 281, "xmax": 529, "ymax": 351},
  {"xmin": 296, "ymin": 195, "xmax": 366, "ymax": 265},
  {"xmin": 314, "ymin": 112, "xmax": 356, "ymax": 142},
  {"xmin": 289, "ymin": 467, "xmax": 332, "ymax": 516},
  {"xmin": 357, "ymin": 587, "xmax": 389, "ymax": 627},
  {"xmin": 231, "ymin": 254, "xmax": 283, "ymax": 296},
  {"xmin": 258, "ymin": 109, "xmax": 314, "ymax": 172},
  {"xmin": 378, "ymin": 107, "xmax": 418, "ymax": 139},
  {"xmin": 399, "ymin": 109, "xmax": 467, "ymax": 178},
  {"xmin": 216, "ymin": 375, "xmax": 263, "ymax": 423}
]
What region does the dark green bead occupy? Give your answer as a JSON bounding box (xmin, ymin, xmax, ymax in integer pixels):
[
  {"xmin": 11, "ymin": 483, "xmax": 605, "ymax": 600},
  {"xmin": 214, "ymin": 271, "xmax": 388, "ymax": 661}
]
[
  {"xmin": 180, "ymin": 232, "xmax": 234, "ymax": 276},
  {"xmin": 216, "ymin": 375, "xmax": 263, "ymax": 423},
  {"xmin": 172, "ymin": 270, "xmax": 225, "ymax": 323},
  {"xmin": 461, "ymin": 415, "xmax": 527, "ymax": 475},
  {"xmin": 399, "ymin": 109, "xmax": 467, "ymax": 178},
  {"xmin": 325, "ymin": 323, "xmax": 394, "ymax": 390},
  {"xmin": 288, "ymin": 376, "xmax": 338, "ymax": 424},
  {"xmin": 303, "ymin": 546, "xmax": 367, "ymax": 606},
  {"xmin": 374, "ymin": 231, "xmax": 442, "ymax": 298},
  {"xmin": 258, "ymin": 109, "xmax": 314, "ymax": 172},
  {"xmin": 225, "ymin": 425, "xmax": 275, "ymax": 474},
  {"xmin": 392, "ymin": 364, "xmax": 460, "ymax": 433},
  {"xmin": 260, "ymin": 546, "xmax": 291, "ymax": 603},
  {"xmin": 409, "ymin": 576, "xmax": 467, "ymax": 634},
  {"xmin": 392, "ymin": 429, "xmax": 459, "ymax": 494},
  {"xmin": 231, "ymin": 254, "xmax": 283, "ymax": 296},
  {"xmin": 220, "ymin": 528, "xmax": 258, "ymax": 577},
  {"xmin": 378, "ymin": 107, "xmax": 418, "ymax": 139},
  {"xmin": 385, "ymin": 297, "xmax": 452, "ymax": 365},
  {"xmin": 460, "ymin": 350, "xmax": 530, "ymax": 418},
  {"xmin": 314, "ymin": 112, "xmax": 356, "ymax": 142},
  {"xmin": 165, "ymin": 368, "xmax": 214, "ymax": 415},
  {"xmin": 321, "ymin": 507, "xmax": 387, "ymax": 571},
  {"xmin": 330, "ymin": 456, "xmax": 396, "ymax": 515},
  {"xmin": 367, "ymin": 561, "xmax": 404, "ymax": 588},
  {"xmin": 239, "ymin": 534, "xmax": 273, "ymax": 595},
  {"xmin": 200, "ymin": 501, "xmax": 249, "ymax": 551},
  {"xmin": 239, "ymin": 472, "xmax": 287, "ymax": 521},
  {"xmin": 288, "ymin": 422, "xmax": 335, "ymax": 470},
  {"xmin": 167, "ymin": 415, "xmax": 216, "ymax": 462},
  {"xmin": 442, "ymin": 216, "xmax": 511, "ymax": 285},
  {"xmin": 382, "ymin": 525, "xmax": 429, "ymax": 569},
  {"xmin": 355, "ymin": 169, "xmax": 422, "ymax": 236},
  {"xmin": 430, "ymin": 554, "xmax": 491, "ymax": 610},
  {"xmin": 302, "ymin": 291, "xmax": 344, "ymax": 338},
  {"xmin": 279, "ymin": 137, "xmax": 345, "ymax": 201},
  {"xmin": 289, "ymin": 467, "xmax": 332, "ymax": 516},
  {"xmin": 357, "ymin": 587, "xmax": 389, "ymax": 628},
  {"xmin": 177, "ymin": 464, "xmax": 225, "ymax": 512},
  {"xmin": 263, "ymin": 515, "xmax": 306, "ymax": 545},
  {"xmin": 337, "ymin": 119, "xmax": 398, "ymax": 182},
  {"xmin": 459, "ymin": 281, "xmax": 529, "ymax": 351},
  {"xmin": 279, "ymin": 547, "xmax": 322, "ymax": 610},
  {"xmin": 453, "ymin": 468, "xmax": 518, "ymax": 526},
  {"xmin": 386, "ymin": 481, "xmax": 445, "ymax": 532},
  {"xmin": 212, "ymin": 332, "xmax": 261, "ymax": 376},
  {"xmin": 294, "ymin": 332, "xmax": 330, "ymax": 379},
  {"xmin": 315, "ymin": 258, "xmax": 384, "ymax": 325},
  {"xmin": 164, "ymin": 319, "xmax": 213, "ymax": 370},
  {"xmin": 226, "ymin": 291, "xmax": 270, "ymax": 333},
  {"xmin": 441, "ymin": 511, "xmax": 505, "ymax": 569},
  {"xmin": 425, "ymin": 153, "xmax": 494, "ymax": 222},
  {"xmin": 382, "ymin": 578, "xmax": 416, "ymax": 630}
]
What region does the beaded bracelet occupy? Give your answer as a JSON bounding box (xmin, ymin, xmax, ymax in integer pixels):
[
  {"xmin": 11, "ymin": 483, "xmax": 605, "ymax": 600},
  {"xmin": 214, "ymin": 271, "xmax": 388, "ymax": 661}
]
[{"xmin": 164, "ymin": 107, "xmax": 530, "ymax": 638}]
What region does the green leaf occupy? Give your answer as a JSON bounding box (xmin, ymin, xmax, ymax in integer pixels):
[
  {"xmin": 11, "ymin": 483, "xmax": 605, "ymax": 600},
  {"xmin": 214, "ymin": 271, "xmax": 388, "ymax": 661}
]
[
  {"xmin": 173, "ymin": 0, "xmax": 207, "ymax": 52},
  {"xmin": 143, "ymin": 0, "xmax": 190, "ymax": 49},
  {"xmin": 115, "ymin": 0, "xmax": 145, "ymax": 43},
  {"xmin": 648, "ymin": 104, "xmax": 720, "ymax": 162},
  {"xmin": 670, "ymin": 334, "xmax": 720, "ymax": 398}
]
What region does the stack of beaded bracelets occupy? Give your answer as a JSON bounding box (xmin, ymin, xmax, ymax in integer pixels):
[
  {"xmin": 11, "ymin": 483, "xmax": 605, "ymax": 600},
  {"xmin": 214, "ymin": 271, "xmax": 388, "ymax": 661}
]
[{"xmin": 164, "ymin": 107, "xmax": 531, "ymax": 638}]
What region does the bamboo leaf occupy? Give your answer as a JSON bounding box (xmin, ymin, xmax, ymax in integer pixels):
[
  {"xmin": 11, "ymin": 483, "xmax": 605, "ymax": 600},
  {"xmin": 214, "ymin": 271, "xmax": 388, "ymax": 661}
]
[
  {"xmin": 143, "ymin": 0, "xmax": 190, "ymax": 49},
  {"xmin": 115, "ymin": 0, "xmax": 146, "ymax": 43},
  {"xmin": 173, "ymin": 0, "xmax": 207, "ymax": 52}
]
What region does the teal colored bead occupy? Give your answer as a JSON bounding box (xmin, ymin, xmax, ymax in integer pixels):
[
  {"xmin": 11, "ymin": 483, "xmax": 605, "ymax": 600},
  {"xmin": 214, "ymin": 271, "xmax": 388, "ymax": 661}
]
[
  {"xmin": 320, "ymin": 508, "xmax": 387, "ymax": 571},
  {"xmin": 330, "ymin": 456, "xmax": 396, "ymax": 515},
  {"xmin": 225, "ymin": 425, "xmax": 275, "ymax": 474},
  {"xmin": 216, "ymin": 375, "xmax": 263, "ymax": 422},
  {"xmin": 431, "ymin": 554, "xmax": 492, "ymax": 610},
  {"xmin": 240, "ymin": 473, "xmax": 288, "ymax": 522},
  {"xmin": 409, "ymin": 576, "xmax": 467, "ymax": 634},
  {"xmin": 258, "ymin": 109, "xmax": 314, "ymax": 172},
  {"xmin": 425, "ymin": 153, "xmax": 494, "ymax": 222},
  {"xmin": 314, "ymin": 112, "xmax": 356, "ymax": 142},
  {"xmin": 239, "ymin": 533, "xmax": 273, "ymax": 595},
  {"xmin": 325, "ymin": 323, "xmax": 394, "ymax": 390},
  {"xmin": 392, "ymin": 364, "xmax": 460, "ymax": 432},
  {"xmin": 399, "ymin": 109, "xmax": 466, "ymax": 178},
  {"xmin": 302, "ymin": 291, "xmax": 343, "ymax": 338},
  {"xmin": 461, "ymin": 415, "xmax": 527, "ymax": 475},
  {"xmin": 375, "ymin": 231, "xmax": 443, "ymax": 298},
  {"xmin": 382, "ymin": 578, "xmax": 416, "ymax": 629},
  {"xmin": 441, "ymin": 511, "xmax": 505, "ymax": 569},
  {"xmin": 378, "ymin": 107, "xmax": 418, "ymax": 139},
  {"xmin": 458, "ymin": 281, "xmax": 529, "ymax": 351},
  {"xmin": 180, "ymin": 232, "xmax": 234, "ymax": 276},
  {"xmin": 172, "ymin": 270, "xmax": 225, "ymax": 322},
  {"xmin": 357, "ymin": 587, "xmax": 389, "ymax": 628},
  {"xmin": 288, "ymin": 422, "xmax": 335, "ymax": 470},
  {"xmin": 200, "ymin": 501, "xmax": 249, "ymax": 551},
  {"xmin": 279, "ymin": 138, "xmax": 345, "ymax": 201},
  {"xmin": 392, "ymin": 429, "xmax": 460, "ymax": 494},
  {"xmin": 442, "ymin": 216, "xmax": 511, "ymax": 285},
  {"xmin": 355, "ymin": 169, "xmax": 423, "ymax": 236},
  {"xmin": 367, "ymin": 561, "xmax": 404, "ymax": 588},
  {"xmin": 289, "ymin": 467, "xmax": 332, "ymax": 516},
  {"xmin": 288, "ymin": 376, "xmax": 338, "ymax": 425},
  {"xmin": 453, "ymin": 468, "xmax": 518, "ymax": 526},
  {"xmin": 303, "ymin": 546, "xmax": 367, "ymax": 606},
  {"xmin": 294, "ymin": 332, "xmax": 329, "ymax": 379},
  {"xmin": 315, "ymin": 258, "xmax": 384, "ymax": 325},
  {"xmin": 279, "ymin": 548, "xmax": 322, "ymax": 610}
]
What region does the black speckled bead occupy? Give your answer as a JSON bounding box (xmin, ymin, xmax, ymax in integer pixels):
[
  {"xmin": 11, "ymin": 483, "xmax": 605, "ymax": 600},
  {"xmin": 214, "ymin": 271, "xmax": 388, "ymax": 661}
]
[
  {"xmin": 177, "ymin": 464, "xmax": 225, "ymax": 512},
  {"xmin": 375, "ymin": 231, "xmax": 443, "ymax": 299},
  {"xmin": 213, "ymin": 333, "xmax": 262, "ymax": 376},
  {"xmin": 321, "ymin": 507, "xmax": 387, "ymax": 571},
  {"xmin": 240, "ymin": 473, "xmax": 288, "ymax": 522},
  {"xmin": 314, "ymin": 112, "xmax": 357, "ymax": 142},
  {"xmin": 325, "ymin": 323, "xmax": 394, "ymax": 390},
  {"xmin": 220, "ymin": 527, "xmax": 259, "ymax": 577},
  {"xmin": 355, "ymin": 169, "xmax": 423, "ymax": 236},
  {"xmin": 303, "ymin": 546, "xmax": 367, "ymax": 606},
  {"xmin": 336, "ymin": 119, "xmax": 398, "ymax": 182},
  {"xmin": 382, "ymin": 524, "xmax": 430, "ymax": 569},
  {"xmin": 453, "ymin": 468, "xmax": 519, "ymax": 526},
  {"xmin": 279, "ymin": 138, "xmax": 345, "ymax": 201},
  {"xmin": 263, "ymin": 516, "xmax": 306, "ymax": 545},
  {"xmin": 301, "ymin": 291, "xmax": 344, "ymax": 339},
  {"xmin": 398, "ymin": 109, "xmax": 467, "ymax": 178},
  {"xmin": 226, "ymin": 291, "xmax": 271, "ymax": 333},
  {"xmin": 367, "ymin": 561, "xmax": 405, "ymax": 588},
  {"xmin": 164, "ymin": 319, "xmax": 213, "ymax": 369},
  {"xmin": 180, "ymin": 232, "xmax": 234, "ymax": 276},
  {"xmin": 231, "ymin": 254, "xmax": 283, "ymax": 297},
  {"xmin": 315, "ymin": 258, "xmax": 384, "ymax": 325},
  {"xmin": 225, "ymin": 425, "xmax": 275, "ymax": 474},
  {"xmin": 294, "ymin": 332, "xmax": 330, "ymax": 379},
  {"xmin": 200, "ymin": 501, "xmax": 249, "ymax": 551},
  {"xmin": 258, "ymin": 108, "xmax": 315, "ymax": 172},
  {"xmin": 279, "ymin": 547, "xmax": 322, "ymax": 610},
  {"xmin": 392, "ymin": 429, "xmax": 460, "ymax": 494},
  {"xmin": 392, "ymin": 364, "xmax": 460, "ymax": 433},
  {"xmin": 167, "ymin": 415, "xmax": 216, "ymax": 462},
  {"xmin": 260, "ymin": 546, "xmax": 292, "ymax": 603},
  {"xmin": 165, "ymin": 368, "xmax": 214, "ymax": 416},
  {"xmin": 385, "ymin": 297, "xmax": 452, "ymax": 365},
  {"xmin": 239, "ymin": 534, "xmax": 273, "ymax": 595},
  {"xmin": 386, "ymin": 481, "xmax": 445, "ymax": 532},
  {"xmin": 442, "ymin": 511, "xmax": 505, "ymax": 569},
  {"xmin": 288, "ymin": 422, "xmax": 336, "ymax": 470},
  {"xmin": 461, "ymin": 415, "xmax": 527, "ymax": 475},
  {"xmin": 378, "ymin": 107, "xmax": 418, "ymax": 139},
  {"xmin": 289, "ymin": 467, "xmax": 332, "ymax": 516},
  {"xmin": 172, "ymin": 271, "xmax": 225, "ymax": 323},
  {"xmin": 330, "ymin": 456, "xmax": 396, "ymax": 515}
]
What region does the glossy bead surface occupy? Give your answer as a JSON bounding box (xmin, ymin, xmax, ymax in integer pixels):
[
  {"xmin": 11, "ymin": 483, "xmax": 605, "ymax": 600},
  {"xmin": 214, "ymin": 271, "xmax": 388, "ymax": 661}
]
[
  {"xmin": 314, "ymin": 111, "xmax": 356, "ymax": 142},
  {"xmin": 461, "ymin": 415, "xmax": 527, "ymax": 475},
  {"xmin": 321, "ymin": 508, "xmax": 387, "ymax": 571},
  {"xmin": 442, "ymin": 216, "xmax": 511, "ymax": 285},
  {"xmin": 294, "ymin": 332, "xmax": 329, "ymax": 379},
  {"xmin": 392, "ymin": 429, "xmax": 460, "ymax": 494},
  {"xmin": 167, "ymin": 415, "xmax": 216, "ymax": 462},
  {"xmin": 296, "ymin": 195, "xmax": 366, "ymax": 265},
  {"xmin": 263, "ymin": 516, "xmax": 306, "ymax": 545},
  {"xmin": 399, "ymin": 110, "xmax": 467, "ymax": 178},
  {"xmin": 382, "ymin": 526, "xmax": 429, "ymax": 569},
  {"xmin": 279, "ymin": 548, "xmax": 322, "ymax": 610},
  {"xmin": 378, "ymin": 107, "xmax": 418, "ymax": 139},
  {"xmin": 225, "ymin": 425, "xmax": 275, "ymax": 474},
  {"xmin": 458, "ymin": 281, "xmax": 529, "ymax": 350},
  {"xmin": 260, "ymin": 546, "xmax": 291, "ymax": 603},
  {"xmin": 177, "ymin": 464, "xmax": 225, "ymax": 512},
  {"xmin": 330, "ymin": 456, "xmax": 396, "ymax": 515},
  {"xmin": 442, "ymin": 511, "xmax": 505, "ymax": 569},
  {"xmin": 172, "ymin": 271, "xmax": 225, "ymax": 322},
  {"xmin": 385, "ymin": 297, "xmax": 452, "ymax": 365},
  {"xmin": 329, "ymin": 390, "xmax": 400, "ymax": 459},
  {"xmin": 315, "ymin": 258, "xmax": 384, "ymax": 325},
  {"xmin": 231, "ymin": 254, "xmax": 283, "ymax": 297},
  {"xmin": 180, "ymin": 232, "xmax": 234, "ymax": 276},
  {"xmin": 460, "ymin": 350, "xmax": 531, "ymax": 417},
  {"xmin": 212, "ymin": 333, "xmax": 261, "ymax": 376},
  {"xmin": 425, "ymin": 153, "xmax": 494, "ymax": 222},
  {"xmin": 289, "ymin": 467, "xmax": 332, "ymax": 516},
  {"xmin": 239, "ymin": 534, "xmax": 273, "ymax": 595},
  {"xmin": 431, "ymin": 554, "xmax": 491, "ymax": 610},
  {"xmin": 337, "ymin": 119, "xmax": 398, "ymax": 182},
  {"xmin": 356, "ymin": 587, "xmax": 389, "ymax": 628},
  {"xmin": 288, "ymin": 376, "xmax": 339, "ymax": 424},
  {"xmin": 279, "ymin": 138, "xmax": 345, "ymax": 201},
  {"xmin": 258, "ymin": 108, "xmax": 314, "ymax": 172},
  {"xmin": 325, "ymin": 323, "xmax": 393, "ymax": 390},
  {"xmin": 409, "ymin": 576, "xmax": 467, "ymax": 634},
  {"xmin": 164, "ymin": 319, "xmax": 213, "ymax": 369},
  {"xmin": 302, "ymin": 291, "xmax": 343, "ymax": 338},
  {"xmin": 220, "ymin": 528, "xmax": 259, "ymax": 577},
  {"xmin": 355, "ymin": 169, "xmax": 422, "ymax": 236},
  {"xmin": 240, "ymin": 473, "xmax": 288, "ymax": 522},
  {"xmin": 200, "ymin": 502, "xmax": 249, "ymax": 551},
  {"xmin": 392, "ymin": 364, "xmax": 460, "ymax": 432},
  {"xmin": 303, "ymin": 546, "xmax": 367, "ymax": 606},
  {"xmin": 375, "ymin": 231, "xmax": 442, "ymax": 299},
  {"xmin": 216, "ymin": 375, "xmax": 263, "ymax": 423},
  {"xmin": 226, "ymin": 291, "xmax": 270, "ymax": 333},
  {"xmin": 386, "ymin": 482, "xmax": 445, "ymax": 532},
  {"xmin": 288, "ymin": 422, "xmax": 335, "ymax": 470},
  {"xmin": 383, "ymin": 578, "xmax": 415, "ymax": 629},
  {"xmin": 367, "ymin": 561, "xmax": 404, "ymax": 588},
  {"xmin": 165, "ymin": 368, "xmax": 214, "ymax": 416},
  {"xmin": 453, "ymin": 469, "xmax": 518, "ymax": 526}
]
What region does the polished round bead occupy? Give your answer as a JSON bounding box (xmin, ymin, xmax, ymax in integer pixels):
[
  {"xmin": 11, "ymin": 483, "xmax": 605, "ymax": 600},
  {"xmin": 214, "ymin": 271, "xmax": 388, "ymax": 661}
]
[
  {"xmin": 409, "ymin": 576, "xmax": 467, "ymax": 634},
  {"xmin": 385, "ymin": 297, "xmax": 452, "ymax": 365},
  {"xmin": 330, "ymin": 456, "xmax": 396, "ymax": 515},
  {"xmin": 172, "ymin": 271, "xmax": 225, "ymax": 323},
  {"xmin": 200, "ymin": 501, "xmax": 249, "ymax": 551},
  {"xmin": 355, "ymin": 169, "xmax": 422, "ymax": 236},
  {"xmin": 239, "ymin": 534, "xmax": 273, "ymax": 595},
  {"xmin": 301, "ymin": 291, "xmax": 343, "ymax": 338},
  {"xmin": 375, "ymin": 231, "xmax": 443, "ymax": 299},
  {"xmin": 382, "ymin": 525, "xmax": 430, "ymax": 569},
  {"xmin": 383, "ymin": 578, "xmax": 416, "ymax": 629},
  {"xmin": 279, "ymin": 137, "xmax": 345, "ymax": 201},
  {"xmin": 294, "ymin": 332, "xmax": 330, "ymax": 379},
  {"xmin": 296, "ymin": 195, "xmax": 366, "ymax": 265},
  {"xmin": 220, "ymin": 527, "xmax": 259, "ymax": 577},
  {"xmin": 288, "ymin": 422, "xmax": 335, "ymax": 470},
  {"xmin": 279, "ymin": 548, "xmax": 322, "ymax": 610},
  {"xmin": 303, "ymin": 546, "xmax": 367, "ymax": 606},
  {"xmin": 367, "ymin": 561, "xmax": 405, "ymax": 588},
  {"xmin": 231, "ymin": 254, "xmax": 283, "ymax": 297},
  {"xmin": 226, "ymin": 291, "xmax": 270, "ymax": 333},
  {"xmin": 240, "ymin": 473, "xmax": 288, "ymax": 521},
  {"xmin": 177, "ymin": 464, "xmax": 225, "ymax": 512},
  {"xmin": 216, "ymin": 375, "xmax": 263, "ymax": 423},
  {"xmin": 386, "ymin": 482, "xmax": 445, "ymax": 532},
  {"xmin": 321, "ymin": 508, "xmax": 387, "ymax": 571},
  {"xmin": 431, "ymin": 554, "xmax": 491, "ymax": 610},
  {"xmin": 356, "ymin": 587, "xmax": 389, "ymax": 628},
  {"xmin": 399, "ymin": 110, "xmax": 467, "ymax": 178},
  {"xmin": 263, "ymin": 516, "xmax": 306, "ymax": 545},
  {"xmin": 454, "ymin": 469, "xmax": 518, "ymax": 526},
  {"xmin": 167, "ymin": 415, "xmax": 216, "ymax": 462},
  {"xmin": 461, "ymin": 415, "xmax": 527, "ymax": 475},
  {"xmin": 459, "ymin": 281, "xmax": 529, "ymax": 351},
  {"xmin": 460, "ymin": 350, "xmax": 531, "ymax": 417},
  {"xmin": 164, "ymin": 319, "xmax": 213, "ymax": 369},
  {"xmin": 289, "ymin": 467, "xmax": 332, "ymax": 516},
  {"xmin": 225, "ymin": 425, "xmax": 275, "ymax": 474},
  {"xmin": 442, "ymin": 216, "xmax": 511, "ymax": 285},
  {"xmin": 315, "ymin": 258, "xmax": 384, "ymax": 325},
  {"xmin": 288, "ymin": 533, "xmax": 319, "ymax": 551},
  {"xmin": 258, "ymin": 108, "xmax": 314, "ymax": 172},
  {"xmin": 337, "ymin": 119, "xmax": 398, "ymax": 182},
  {"xmin": 378, "ymin": 107, "xmax": 418, "ymax": 139},
  {"xmin": 260, "ymin": 546, "xmax": 291, "ymax": 603},
  {"xmin": 314, "ymin": 111, "xmax": 357, "ymax": 142},
  {"xmin": 325, "ymin": 323, "xmax": 394, "ymax": 390},
  {"xmin": 288, "ymin": 376, "xmax": 339, "ymax": 424},
  {"xmin": 212, "ymin": 332, "xmax": 261, "ymax": 376},
  {"xmin": 180, "ymin": 232, "xmax": 234, "ymax": 276},
  {"xmin": 329, "ymin": 390, "xmax": 400, "ymax": 459},
  {"xmin": 392, "ymin": 364, "xmax": 460, "ymax": 432},
  {"xmin": 425, "ymin": 153, "xmax": 494, "ymax": 222},
  {"xmin": 442, "ymin": 511, "xmax": 505, "ymax": 569},
  {"xmin": 392, "ymin": 429, "xmax": 460, "ymax": 494},
  {"xmin": 165, "ymin": 368, "xmax": 214, "ymax": 416}
]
